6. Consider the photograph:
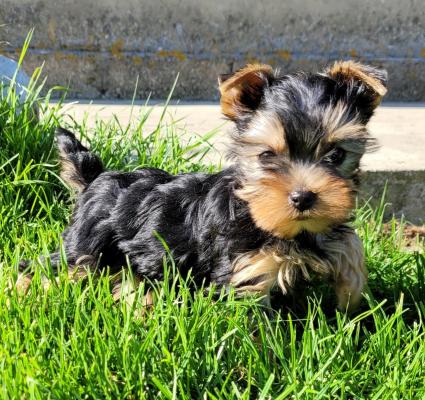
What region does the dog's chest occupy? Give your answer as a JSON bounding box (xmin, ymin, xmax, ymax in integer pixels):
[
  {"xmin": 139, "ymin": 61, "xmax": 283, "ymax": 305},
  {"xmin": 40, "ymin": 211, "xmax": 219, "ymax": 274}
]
[{"xmin": 229, "ymin": 240, "xmax": 335, "ymax": 295}]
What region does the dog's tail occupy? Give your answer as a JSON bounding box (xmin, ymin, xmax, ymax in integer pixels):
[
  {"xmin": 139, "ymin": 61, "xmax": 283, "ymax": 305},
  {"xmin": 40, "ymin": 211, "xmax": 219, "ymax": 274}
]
[{"xmin": 56, "ymin": 127, "xmax": 104, "ymax": 192}]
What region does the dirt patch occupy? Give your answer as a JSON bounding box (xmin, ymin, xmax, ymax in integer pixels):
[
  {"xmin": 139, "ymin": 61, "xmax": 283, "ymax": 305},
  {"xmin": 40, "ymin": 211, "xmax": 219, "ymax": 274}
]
[{"xmin": 382, "ymin": 222, "xmax": 425, "ymax": 251}]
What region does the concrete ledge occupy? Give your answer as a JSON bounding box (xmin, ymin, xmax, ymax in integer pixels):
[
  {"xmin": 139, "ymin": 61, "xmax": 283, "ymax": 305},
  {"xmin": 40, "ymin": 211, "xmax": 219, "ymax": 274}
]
[
  {"xmin": 361, "ymin": 171, "xmax": 425, "ymax": 224},
  {"xmin": 1, "ymin": 0, "xmax": 424, "ymax": 99},
  {"xmin": 3, "ymin": 52, "xmax": 424, "ymax": 101}
]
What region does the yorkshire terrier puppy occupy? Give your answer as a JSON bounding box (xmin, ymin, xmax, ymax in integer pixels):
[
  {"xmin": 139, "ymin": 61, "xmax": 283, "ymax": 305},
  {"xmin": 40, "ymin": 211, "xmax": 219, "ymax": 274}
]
[{"xmin": 22, "ymin": 61, "xmax": 387, "ymax": 310}]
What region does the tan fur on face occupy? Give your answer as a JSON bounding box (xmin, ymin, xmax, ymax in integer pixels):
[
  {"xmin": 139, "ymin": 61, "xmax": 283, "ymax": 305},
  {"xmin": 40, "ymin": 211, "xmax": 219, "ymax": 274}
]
[
  {"xmin": 226, "ymin": 111, "xmax": 287, "ymax": 166},
  {"xmin": 231, "ymin": 228, "xmax": 366, "ymax": 310},
  {"xmin": 237, "ymin": 164, "xmax": 354, "ymax": 239},
  {"xmin": 327, "ymin": 60, "xmax": 387, "ymax": 98},
  {"xmin": 322, "ymin": 102, "xmax": 367, "ymax": 143},
  {"xmin": 317, "ymin": 102, "xmax": 371, "ymax": 162},
  {"xmin": 240, "ymin": 112, "xmax": 286, "ymax": 154},
  {"xmin": 219, "ymin": 64, "xmax": 274, "ymax": 120}
]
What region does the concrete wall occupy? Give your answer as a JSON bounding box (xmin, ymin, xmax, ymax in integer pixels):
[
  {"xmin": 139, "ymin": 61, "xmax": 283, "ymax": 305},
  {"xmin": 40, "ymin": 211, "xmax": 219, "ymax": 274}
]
[{"xmin": 1, "ymin": 0, "xmax": 424, "ymax": 100}]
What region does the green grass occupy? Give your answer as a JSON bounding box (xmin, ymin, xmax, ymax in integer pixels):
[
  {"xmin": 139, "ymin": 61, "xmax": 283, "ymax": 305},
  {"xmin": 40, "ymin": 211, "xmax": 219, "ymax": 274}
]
[{"xmin": 1, "ymin": 65, "xmax": 424, "ymax": 400}]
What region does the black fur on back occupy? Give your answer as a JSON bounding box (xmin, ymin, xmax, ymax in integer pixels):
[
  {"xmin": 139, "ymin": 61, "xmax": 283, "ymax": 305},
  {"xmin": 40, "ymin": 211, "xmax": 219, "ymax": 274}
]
[{"xmin": 58, "ymin": 159, "xmax": 274, "ymax": 285}]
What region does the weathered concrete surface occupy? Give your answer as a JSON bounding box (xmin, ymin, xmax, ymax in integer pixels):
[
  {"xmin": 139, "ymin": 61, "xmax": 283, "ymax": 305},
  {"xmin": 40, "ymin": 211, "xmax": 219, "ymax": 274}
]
[
  {"xmin": 55, "ymin": 100, "xmax": 425, "ymax": 223},
  {"xmin": 361, "ymin": 170, "xmax": 425, "ymax": 224},
  {"xmin": 1, "ymin": 0, "xmax": 425, "ymax": 100}
]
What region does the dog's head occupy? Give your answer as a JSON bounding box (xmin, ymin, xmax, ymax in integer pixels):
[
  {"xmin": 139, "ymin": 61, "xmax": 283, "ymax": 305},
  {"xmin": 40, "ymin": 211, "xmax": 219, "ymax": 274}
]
[{"xmin": 219, "ymin": 61, "xmax": 387, "ymax": 239}]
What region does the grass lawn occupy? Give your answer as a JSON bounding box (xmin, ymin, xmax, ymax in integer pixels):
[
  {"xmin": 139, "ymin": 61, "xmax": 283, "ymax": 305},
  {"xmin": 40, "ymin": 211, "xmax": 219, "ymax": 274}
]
[{"xmin": 1, "ymin": 71, "xmax": 424, "ymax": 400}]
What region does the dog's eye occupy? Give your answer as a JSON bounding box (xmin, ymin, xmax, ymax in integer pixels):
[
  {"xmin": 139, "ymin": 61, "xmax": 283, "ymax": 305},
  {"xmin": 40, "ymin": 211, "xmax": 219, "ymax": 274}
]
[
  {"xmin": 326, "ymin": 148, "xmax": 346, "ymax": 165},
  {"xmin": 259, "ymin": 151, "xmax": 276, "ymax": 161}
]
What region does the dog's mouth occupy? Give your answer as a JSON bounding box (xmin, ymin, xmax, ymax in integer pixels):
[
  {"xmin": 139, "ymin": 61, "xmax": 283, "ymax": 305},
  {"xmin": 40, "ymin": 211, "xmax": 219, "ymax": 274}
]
[
  {"xmin": 294, "ymin": 210, "xmax": 316, "ymax": 221},
  {"xmin": 291, "ymin": 211, "xmax": 336, "ymax": 235},
  {"xmin": 295, "ymin": 215, "xmax": 311, "ymax": 221}
]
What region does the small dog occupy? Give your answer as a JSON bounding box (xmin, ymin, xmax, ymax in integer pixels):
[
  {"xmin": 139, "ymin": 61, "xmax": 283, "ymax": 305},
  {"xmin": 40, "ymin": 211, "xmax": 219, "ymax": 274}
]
[{"xmin": 22, "ymin": 61, "xmax": 387, "ymax": 311}]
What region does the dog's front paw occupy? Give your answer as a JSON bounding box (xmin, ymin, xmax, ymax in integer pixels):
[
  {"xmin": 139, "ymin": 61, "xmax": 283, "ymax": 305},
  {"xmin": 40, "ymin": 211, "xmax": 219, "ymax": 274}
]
[
  {"xmin": 334, "ymin": 232, "xmax": 368, "ymax": 312},
  {"xmin": 335, "ymin": 268, "xmax": 367, "ymax": 312}
]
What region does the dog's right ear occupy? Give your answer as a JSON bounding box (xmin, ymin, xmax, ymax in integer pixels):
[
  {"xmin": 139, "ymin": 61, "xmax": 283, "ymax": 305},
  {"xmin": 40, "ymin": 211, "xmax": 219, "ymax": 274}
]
[
  {"xmin": 325, "ymin": 61, "xmax": 388, "ymax": 106},
  {"xmin": 218, "ymin": 64, "xmax": 275, "ymax": 121}
]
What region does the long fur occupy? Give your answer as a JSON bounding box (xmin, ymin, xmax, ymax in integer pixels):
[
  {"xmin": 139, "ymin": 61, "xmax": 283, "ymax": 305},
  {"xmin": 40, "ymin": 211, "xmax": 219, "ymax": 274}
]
[
  {"xmin": 56, "ymin": 127, "xmax": 104, "ymax": 193},
  {"xmin": 21, "ymin": 61, "xmax": 387, "ymax": 311}
]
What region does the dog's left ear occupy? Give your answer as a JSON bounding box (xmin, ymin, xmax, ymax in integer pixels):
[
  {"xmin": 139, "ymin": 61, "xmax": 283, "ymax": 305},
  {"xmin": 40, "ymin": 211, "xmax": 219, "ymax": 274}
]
[
  {"xmin": 218, "ymin": 64, "xmax": 275, "ymax": 121},
  {"xmin": 325, "ymin": 60, "xmax": 388, "ymax": 106}
]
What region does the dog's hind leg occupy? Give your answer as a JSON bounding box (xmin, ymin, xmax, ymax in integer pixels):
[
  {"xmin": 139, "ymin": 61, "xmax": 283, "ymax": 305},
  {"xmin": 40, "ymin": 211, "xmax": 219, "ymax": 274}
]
[
  {"xmin": 15, "ymin": 251, "xmax": 87, "ymax": 293},
  {"xmin": 111, "ymin": 272, "xmax": 154, "ymax": 318}
]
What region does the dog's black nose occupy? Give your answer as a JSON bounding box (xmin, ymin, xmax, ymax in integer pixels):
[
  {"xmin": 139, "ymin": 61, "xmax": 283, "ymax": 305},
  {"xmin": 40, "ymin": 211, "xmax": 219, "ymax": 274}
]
[{"xmin": 289, "ymin": 191, "xmax": 317, "ymax": 211}]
